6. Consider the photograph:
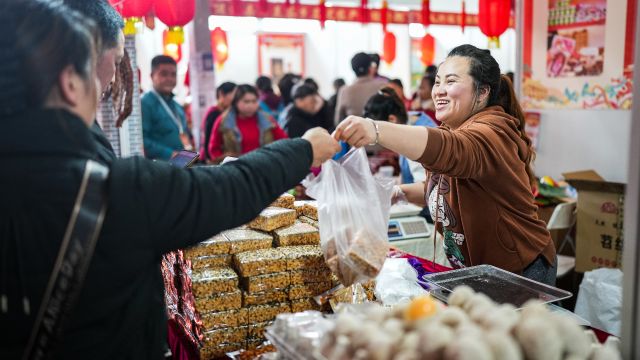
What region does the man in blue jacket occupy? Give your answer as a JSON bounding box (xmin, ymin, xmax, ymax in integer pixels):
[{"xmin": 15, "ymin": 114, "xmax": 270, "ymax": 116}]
[{"xmin": 141, "ymin": 55, "xmax": 193, "ymax": 160}]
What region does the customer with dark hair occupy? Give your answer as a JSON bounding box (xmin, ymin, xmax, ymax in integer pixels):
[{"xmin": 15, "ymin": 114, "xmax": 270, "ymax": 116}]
[
  {"xmin": 200, "ymin": 82, "xmax": 236, "ymax": 162},
  {"xmin": 363, "ymin": 87, "xmax": 408, "ymax": 125},
  {"xmin": 335, "ymin": 44, "xmax": 556, "ymax": 285},
  {"xmin": 64, "ymin": 0, "xmax": 125, "ymax": 164},
  {"xmin": 369, "ymin": 52, "xmax": 390, "ymax": 81},
  {"xmin": 411, "ymin": 74, "xmax": 437, "ymax": 123},
  {"xmin": 256, "ymin": 75, "xmax": 283, "ymax": 119},
  {"xmin": 277, "ymin": 73, "xmax": 302, "ymax": 108},
  {"xmin": 0, "ymin": 1, "xmax": 340, "ymax": 358},
  {"xmin": 208, "ymin": 84, "xmax": 289, "ymax": 163},
  {"xmin": 334, "ymin": 52, "xmax": 386, "ymax": 125},
  {"xmin": 141, "ymin": 55, "xmax": 193, "ymax": 160},
  {"xmin": 328, "ymin": 78, "xmax": 345, "ymax": 116},
  {"xmin": 284, "ymin": 84, "xmax": 334, "ymax": 138},
  {"xmin": 387, "ymin": 78, "xmax": 412, "ymax": 110}
]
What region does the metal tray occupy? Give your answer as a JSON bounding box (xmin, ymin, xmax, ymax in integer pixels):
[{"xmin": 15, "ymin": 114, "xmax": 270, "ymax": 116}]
[{"xmin": 422, "ymin": 264, "xmax": 572, "ymax": 308}]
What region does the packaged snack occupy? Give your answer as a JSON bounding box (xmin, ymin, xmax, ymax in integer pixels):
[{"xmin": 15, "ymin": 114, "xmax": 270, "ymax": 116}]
[
  {"xmin": 289, "ymin": 268, "xmax": 332, "ymax": 286},
  {"xmin": 291, "ymin": 298, "xmax": 322, "ymax": 313},
  {"xmin": 222, "ymin": 229, "xmax": 273, "ymax": 254},
  {"xmin": 247, "ymin": 207, "xmax": 296, "ymax": 232},
  {"xmin": 200, "ymin": 342, "xmax": 244, "ymax": 360},
  {"xmin": 184, "ymin": 234, "xmax": 230, "ymax": 258},
  {"xmin": 241, "ymin": 272, "xmax": 291, "ymax": 293},
  {"xmin": 191, "ymin": 267, "xmax": 239, "ymax": 298},
  {"xmin": 302, "ymin": 201, "xmax": 318, "ymax": 220},
  {"xmin": 273, "ymin": 222, "xmax": 320, "ymax": 247},
  {"xmin": 233, "ymin": 248, "xmax": 288, "ymax": 277},
  {"xmin": 345, "ymin": 231, "xmax": 388, "ymax": 278},
  {"xmin": 288, "ymin": 282, "xmax": 333, "ymax": 300},
  {"xmin": 242, "ymin": 289, "xmax": 288, "ymax": 307},
  {"xmin": 282, "ymin": 245, "xmax": 325, "ymax": 271},
  {"xmin": 298, "ymin": 216, "xmax": 319, "ymax": 229},
  {"xmin": 200, "ymin": 309, "xmax": 246, "ymax": 330},
  {"xmin": 191, "ymin": 254, "xmax": 232, "ymax": 270},
  {"xmin": 244, "ymin": 302, "xmax": 291, "ymax": 324},
  {"xmin": 246, "ymin": 321, "xmax": 273, "ymax": 339},
  {"xmin": 294, "ymin": 200, "xmax": 315, "ymax": 217},
  {"xmin": 195, "ymin": 289, "xmax": 242, "ymax": 313},
  {"xmin": 271, "ymin": 193, "xmax": 295, "ymax": 209},
  {"xmin": 203, "ymin": 327, "xmax": 247, "ymax": 347}
]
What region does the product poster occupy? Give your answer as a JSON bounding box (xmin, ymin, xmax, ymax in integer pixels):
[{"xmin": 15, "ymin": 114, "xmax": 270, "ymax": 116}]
[
  {"xmin": 524, "ymin": 112, "xmax": 541, "ymax": 150},
  {"xmin": 257, "ymin": 34, "xmax": 305, "ymax": 85}
]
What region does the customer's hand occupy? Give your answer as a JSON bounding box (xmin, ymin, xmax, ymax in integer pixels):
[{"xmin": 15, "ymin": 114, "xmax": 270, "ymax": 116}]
[
  {"xmin": 332, "ymin": 116, "xmax": 377, "ymax": 148},
  {"xmin": 302, "ymin": 127, "xmax": 342, "ymax": 167},
  {"xmin": 391, "ymin": 185, "xmax": 408, "ymax": 205}
]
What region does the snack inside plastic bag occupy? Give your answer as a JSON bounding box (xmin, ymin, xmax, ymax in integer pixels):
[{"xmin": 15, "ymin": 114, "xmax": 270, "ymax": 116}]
[{"xmin": 304, "ymin": 147, "xmax": 394, "ymax": 286}]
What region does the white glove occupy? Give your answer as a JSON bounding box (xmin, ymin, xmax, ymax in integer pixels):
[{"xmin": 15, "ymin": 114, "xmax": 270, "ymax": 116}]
[{"xmin": 391, "ymin": 185, "xmax": 408, "ymax": 205}]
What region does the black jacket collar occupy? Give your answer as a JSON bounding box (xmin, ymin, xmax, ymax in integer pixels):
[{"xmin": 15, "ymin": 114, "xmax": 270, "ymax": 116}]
[{"xmin": 0, "ymin": 108, "xmax": 98, "ymax": 159}]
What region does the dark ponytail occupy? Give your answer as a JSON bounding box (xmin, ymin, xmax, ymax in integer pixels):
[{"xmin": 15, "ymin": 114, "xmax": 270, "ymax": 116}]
[{"xmin": 447, "ymin": 44, "xmax": 536, "ymax": 188}]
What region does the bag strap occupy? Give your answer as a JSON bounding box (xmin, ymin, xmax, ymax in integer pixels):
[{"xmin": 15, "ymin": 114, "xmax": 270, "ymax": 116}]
[{"xmin": 23, "ymin": 160, "xmax": 109, "ymax": 360}]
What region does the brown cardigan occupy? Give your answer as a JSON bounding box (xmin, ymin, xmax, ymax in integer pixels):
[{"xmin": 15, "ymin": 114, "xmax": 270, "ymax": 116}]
[{"xmin": 419, "ymin": 106, "xmax": 555, "ymax": 273}]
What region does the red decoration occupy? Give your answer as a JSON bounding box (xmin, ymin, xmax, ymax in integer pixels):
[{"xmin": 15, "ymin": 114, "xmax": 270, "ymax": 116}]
[
  {"xmin": 210, "ymin": 27, "xmax": 229, "ymax": 67},
  {"xmin": 144, "ymin": 10, "xmax": 156, "ymax": 30},
  {"xmin": 420, "ymin": 34, "xmax": 435, "ymax": 66},
  {"xmin": 381, "ymin": 0, "xmax": 388, "ymax": 32},
  {"xmin": 382, "ymin": 31, "xmax": 396, "ymax": 65},
  {"xmin": 478, "ymin": 0, "xmax": 510, "ymax": 48},
  {"xmin": 319, "ymin": 0, "xmax": 327, "ymax": 29},
  {"xmin": 360, "ymin": 0, "xmax": 369, "ymax": 24},
  {"xmin": 109, "ymin": 0, "xmax": 154, "ymax": 35},
  {"xmin": 421, "ymin": 0, "xmax": 430, "ymax": 28},
  {"xmin": 258, "ymin": 0, "xmax": 268, "ymax": 15},
  {"xmin": 232, "ymin": 0, "xmax": 242, "ymax": 16},
  {"xmin": 163, "ymin": 29, "xmax": 182, "ymax": 62},
  {"xmin": 461, "ymin": 0, "xmax": 466, "ymax": 33},
  {"xmin": 155, "ymin": 0, "xmax": 195, "ymax": 44}
]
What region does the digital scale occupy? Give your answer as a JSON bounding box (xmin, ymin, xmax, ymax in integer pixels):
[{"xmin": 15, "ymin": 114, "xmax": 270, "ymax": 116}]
[{"xmin": 387, "ymin": 203, "xmax": 432, "ymax": 242}]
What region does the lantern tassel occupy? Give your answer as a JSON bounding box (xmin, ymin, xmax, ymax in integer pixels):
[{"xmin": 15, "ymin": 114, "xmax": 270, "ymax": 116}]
[
  {"xmin": 123, "ymin": 17, "xmax": 142, "ymax": 36},
  {"xmin": 167, "ymin": 26, "xmax": 185, "ymax": 45},
  {"xmin": 488, "ymin": 36, "xmax": 500, "ymax": 49}
]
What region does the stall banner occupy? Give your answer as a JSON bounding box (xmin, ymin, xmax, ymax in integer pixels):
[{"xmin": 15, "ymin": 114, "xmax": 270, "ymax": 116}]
[{"xmin": 522, "ymin": 0, "xmax": 635, "ymax": 110}]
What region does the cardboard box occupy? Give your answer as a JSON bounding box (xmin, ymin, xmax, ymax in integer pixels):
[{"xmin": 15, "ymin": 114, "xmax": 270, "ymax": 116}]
[{"xmin": 563, "ymin": 170, "xmax": 625, "ymax": 272}]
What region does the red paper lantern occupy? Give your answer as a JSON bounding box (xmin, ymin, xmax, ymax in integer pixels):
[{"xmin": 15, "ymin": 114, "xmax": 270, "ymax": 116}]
[
  {"xmin": 109, "ymin": 0, "xmax": 154, "ymax": 35},
  {"xmin": 382, "ymin": 31, "xmax": 396, "ymax": 65},
  {"xmin": 210, "ymin": 27, "xmax": 229, "ymax": 67},
  {"xmin": 319, "ymin": 0, "xmax": 327, "ymax": 29},
  {"xmin": 381, "ymin": 0, "xmax": 389, "ymax": 32},
  {"xmin": 155, "ymin": 0, "xmax": 195, "ymax": 45},
  {"xmin": 420, "ymin": 34, "xmax": 435, "ymax": 66},
  {"xmin": 360, "ymin": 0, "xmax": 369, "ymax": 24},
  {"xmin": 163, "ymin": 29, "xmax": 182, "ymax": 62},
  {"xmin": 461, "ymin": 0, "xmax": 466, "ymax": 33},
  {"xmin": 421, "ymin": 0, "xmax": 430, "ymax": 28},
  {"xmin": 478, "ymin": 0, "xmax": 510, "ymax": 48}
]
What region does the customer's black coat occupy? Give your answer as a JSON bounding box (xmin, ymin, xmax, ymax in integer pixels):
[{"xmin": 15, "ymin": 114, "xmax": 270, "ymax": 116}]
[
  {"xmin": 0, "ymin": 109, "xmax": 313, "ymax": 359},
  {"xmin": 284, "ymin": 102, "xmax": 334, "ymax": 138}
]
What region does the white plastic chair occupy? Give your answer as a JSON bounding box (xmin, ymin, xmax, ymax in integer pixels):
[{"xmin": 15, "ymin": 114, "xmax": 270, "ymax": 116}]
[{"xmin": 546, "ymin": 201, "xmax": 577, "ymax": 277}]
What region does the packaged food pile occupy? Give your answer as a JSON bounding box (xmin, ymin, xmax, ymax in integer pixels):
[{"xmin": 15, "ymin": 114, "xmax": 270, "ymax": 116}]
[
  {"xmin": 174, "ymin": 196, "xmax": 336, "ymax": 359},
  {"xmin": 267, "ymin": 287, "xmax": 622, "ymax": 360}
]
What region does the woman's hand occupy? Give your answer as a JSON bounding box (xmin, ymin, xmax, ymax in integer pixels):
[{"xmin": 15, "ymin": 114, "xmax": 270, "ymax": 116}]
[
  {"xmin": 302, "ymin": 127, "xmax": 342, "ymax": 167},
  {"xmin": 332, "ymin": 116, "xmax": 377, "ymax": 148}
]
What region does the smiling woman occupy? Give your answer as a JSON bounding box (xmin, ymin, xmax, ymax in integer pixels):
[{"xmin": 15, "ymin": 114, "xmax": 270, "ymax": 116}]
[{"xmin": 334, "ymin": 44, "xmax": 557, "ymax": 286}]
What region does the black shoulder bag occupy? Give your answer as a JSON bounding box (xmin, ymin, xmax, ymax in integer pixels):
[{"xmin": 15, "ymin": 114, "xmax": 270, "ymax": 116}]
[{"xmin": 22, "ymin": 160, "xmax": 109, "ymax": 360}]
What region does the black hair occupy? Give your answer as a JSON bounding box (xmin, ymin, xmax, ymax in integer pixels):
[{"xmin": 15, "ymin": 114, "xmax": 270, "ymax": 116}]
[
  {"xmin": 64, "ymin": 0, "xmax": 123, "ymax": 51},
  {"xmin": 231, "ymin": 84, "xmax": 259, "ymax": 113},
  {"xmin": 446, "ymin": 44, "xmax": 535, "ymax": 187},
  {"xmin": 303, "ymin": 78, "xmax": 319, "ymax": 92},
  {"xmin": 351, "ymin": 52, "xmax": 372, "ymax": 77},
  {"xmin": 151, "ymin": 55, "xmax": 177, "ymax": 72},
  {"xmin": 369, "ymin": 53, "xmax": 381, "ymax": 67},
  {"xmin": 277, "ymin": 73, "xmax": 302, "ymax": 106},
  {"xmin": 256, "ymin": 76, "xmax": 273, "ymax": 93},
  {"xmin": 216, "ymin": 82, "xmax": 236, "ymax": 98},
  {"xmin": 363, "ymin": 87, "xmax": 407, "ymax": 124},
  {"xmin": 425, "ymin": 64, "xmax": 437, "ymax": 76},
  {"xmin": 422, "ymin": 74, "xmax": 435, "ymax": 88},
  {"xmin": 333, "ymin": 78, "xmax": 345, "ymax": 90},
  {"xmin": 293, "ymin": 84, "xmax": 317, "ymax": 100},
  {"xmin": 389, "ymin": 78, "xmax": 403, "ymax": 89},
  {"xmin": 0, "ymin": 0, "xmax": 100, "ymax": 116}
]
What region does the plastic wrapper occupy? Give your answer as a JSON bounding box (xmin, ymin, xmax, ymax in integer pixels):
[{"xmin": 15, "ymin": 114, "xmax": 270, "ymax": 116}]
[
  {"xmin": 289, "ymin": 268, "xmax": 332, "ymax": 286},
  {"xmin": 291, "ymin": 298, "xmax": 323, "ymax": 313},
  {"xmin": 374, "ymin": 258, "xmax": 428, "ymax": 306},
  {"xmin": 191, "ymin": 254, "xmax": 232, "ymax": 270},
  {"xmin": 267, "ymin": 311, "xmax": 334, "ymax": 358},
  {"xmin": 274, "ymin": 222, "xmax": 320, "ymax": 247},
  {"xmin": 245, "ymin": 337, "xmax": 268, "ymax": 351},
  {"xmin": 289, "ymin": 282, "xmax": 333, "ymax": 300},
  {"xmin": 298, "ymin": 216, "xmax": 319, "ymax": 229},
  {"xmin": 294, "ymin": 200, "xmax": 314, "ymax": 217},
  {"xmin": 200, "ymin": 309, "xmax": 246, "ymax": 331},
  {"xmin": 243, "ymin": 289, "xmax": 289, "ymax": 306},
  {"xmin": 301, "ymin": 201, "xmax": 318, "ymax": 220},
  {"xmin": 191, "ymin": 267, "xmax": 239, "ymax": 297},
  {"xmin": 282, "ymin": 245, "xmax": 325, "ymax": 271},
  {"xmin": 195, "ymin": 289, "xmax": 242, "ymax": 312},
  {"xmin": 245, "ymin": 302, "xmax": 292, "ymax": 324},
  {"xmin": 203, "ymin": 326, "xmax": 248, "ymax": 346},
  {"xmin": 241, "ymin": 272, "xmax": 291, "ymax": 293},
  {"xmin": 248, "ymin": 207, "xmax": 297, "ymax": 232},
  {"xmin": 223, "ymin": 229, "xmax": 274, "ymax": 254},
  {"xmin": 271, "ymin": 193, "xmax": 295, "ymax": 209},
  {"xmin": 305, "ymin": 148, "xmax": 393, "ymax": 287},
  {"xmin": 184, "ymin": 234, "xmax": 230, "ymax": 258},
  {"xmin": 247, "ymin": 321, "xmax": 273, "ymax": 339},
  {"xmin": 200, "ymin": 343, "xmax": 244, "ymax": 360},
  {"xmin": 233, "ymin": 248, "xmax": 288, "ymax": 277}
]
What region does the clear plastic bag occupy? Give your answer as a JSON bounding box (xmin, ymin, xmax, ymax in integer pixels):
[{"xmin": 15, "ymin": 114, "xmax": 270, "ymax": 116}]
[{"xmin": 304, "ymin": 148, "xmax": 394, "ymax": 286}]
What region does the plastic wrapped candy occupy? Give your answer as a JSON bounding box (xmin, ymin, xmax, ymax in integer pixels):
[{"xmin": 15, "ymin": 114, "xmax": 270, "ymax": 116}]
[
  {"xmin": 241, "ymin": 272, "xmax": 291, "ymax": 293},
  {"xmin": 248, "ymin": 207, "xmax": 297, "ymax": 232},
  {"xmin": 242, "ymin": 289, "xmax": 289, "ymax": 307},
  {"xmin": 233, "ymin": 248, "xmax": 288, "ymax": 277},
  {"xmin": 190, "ymin": 267, "xmax": 238, "ymax": 297},
  {"xmin": 273, "ymin": 222, "xmax": 320, "ymax": 247},
  {"xmin": 223, "ymin": 229, "xmax": 274, "ymax": 254},
  {"xmin": 194, "ymin": 289, "xmax": 242, "ymax": 313},
  {"xmin": 271, "ymin": 193, "xmax": 295, "ymax": 209},
  {"xmin": 184, "ymin": 234, "xmax": 229, "ymax": 258},
  {"xmin": 281, "ymin": 245, "xmax": 325, "ymax": 271}
]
